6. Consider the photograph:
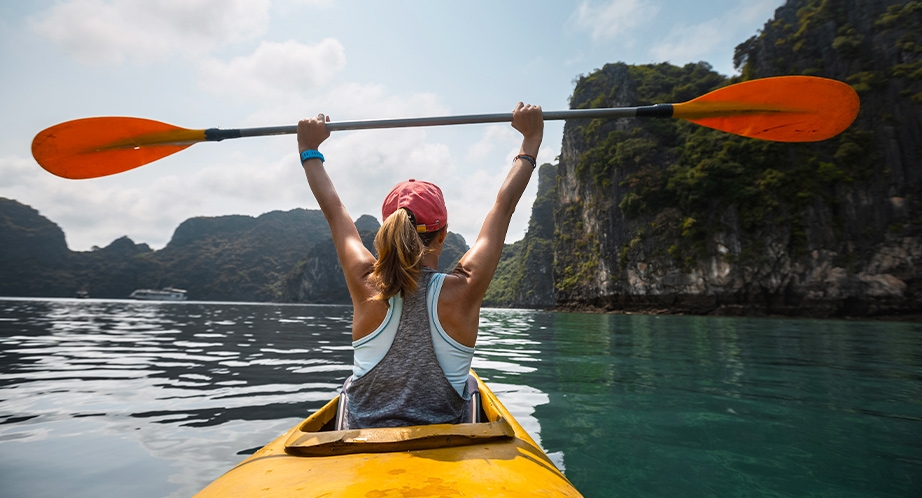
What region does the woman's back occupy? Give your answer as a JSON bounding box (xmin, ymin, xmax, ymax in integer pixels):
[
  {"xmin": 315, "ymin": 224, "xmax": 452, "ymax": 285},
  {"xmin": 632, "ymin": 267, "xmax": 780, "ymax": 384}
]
[
  {"xmin": 344, "ymin": 271, "xmax": 472, "ymax": 428},
  {"xmin": 297, "ymin": 103, "xmax": 544, "ymax": 428}
]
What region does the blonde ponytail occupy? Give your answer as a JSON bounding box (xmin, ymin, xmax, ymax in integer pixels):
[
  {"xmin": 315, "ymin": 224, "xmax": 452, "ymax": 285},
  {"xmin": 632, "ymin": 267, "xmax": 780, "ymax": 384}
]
[{"xmin": 373, "ymin": 209, "xmax": 425, "ymax": 301}]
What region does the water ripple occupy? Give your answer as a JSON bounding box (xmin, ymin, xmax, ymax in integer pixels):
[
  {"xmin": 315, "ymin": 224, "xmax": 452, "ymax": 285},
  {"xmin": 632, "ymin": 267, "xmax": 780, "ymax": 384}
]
[
  {"xmin": 6, "ymin": 300, "xmax": 915, "ymax": 497},
  {"xmin": 0, "ymin": 299, "xmax": 555, "ymax": 497}
]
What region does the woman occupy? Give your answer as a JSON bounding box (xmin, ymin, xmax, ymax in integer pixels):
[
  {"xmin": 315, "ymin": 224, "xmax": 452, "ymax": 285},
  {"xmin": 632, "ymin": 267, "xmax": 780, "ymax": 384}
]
[{"xmin": 297, "ymin": 103, "xmax": 543, "ymax": 428}]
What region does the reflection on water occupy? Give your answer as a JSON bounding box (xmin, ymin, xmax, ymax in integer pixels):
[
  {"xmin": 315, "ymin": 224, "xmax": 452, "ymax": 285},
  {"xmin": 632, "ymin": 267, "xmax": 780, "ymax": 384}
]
[
  {"xmin": 0, "ymin": 299, "xmax": 353, "ymax": 497},
  {"xmin": 2, "ymin": 299, "xmax": 921, "ymax": 498},
  {"xmin": 474, "ymin": 309, "xmax": 565, "ymax": 470},
  {"xmin": 0, "ymin": 299, "xmax": 559, "ymax": 497}
]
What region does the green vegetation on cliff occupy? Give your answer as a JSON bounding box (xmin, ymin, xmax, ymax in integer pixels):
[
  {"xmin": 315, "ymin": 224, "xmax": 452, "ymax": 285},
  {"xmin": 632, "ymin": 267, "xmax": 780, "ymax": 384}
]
[
  {"xmin": 551, "ymin": 0, "xmax": 920, "ymax": 316},
  {"xmin": 484, "ymin": 163, "xmax": 557, "ymax": 308},
  {"xmin": 569, "ymin": 56, "xmax": 883, "ymax": 271}
]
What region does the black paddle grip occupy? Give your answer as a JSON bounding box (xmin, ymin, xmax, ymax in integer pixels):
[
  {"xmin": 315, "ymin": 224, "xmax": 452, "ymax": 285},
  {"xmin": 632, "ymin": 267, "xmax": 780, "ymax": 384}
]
[
  {"xmin": 204, "ymin": 128, "xmax": 242, "ymax": 142},
  {"xmin": 635, "ymin": 104, "xmax": 674, "ymax": 118}
]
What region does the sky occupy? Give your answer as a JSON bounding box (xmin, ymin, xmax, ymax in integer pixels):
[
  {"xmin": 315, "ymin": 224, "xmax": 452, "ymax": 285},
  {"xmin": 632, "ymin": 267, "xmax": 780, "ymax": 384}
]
[{"xmin": 0, "ymin": 0, "xmax": 784, "ymax": 251}]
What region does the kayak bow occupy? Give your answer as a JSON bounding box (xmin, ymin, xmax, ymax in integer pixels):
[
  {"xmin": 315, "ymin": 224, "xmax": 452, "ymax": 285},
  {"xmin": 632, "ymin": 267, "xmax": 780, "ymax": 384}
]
[{"xmin": 194, "ymin": 371, "xmax": 582, "ymax": 497}]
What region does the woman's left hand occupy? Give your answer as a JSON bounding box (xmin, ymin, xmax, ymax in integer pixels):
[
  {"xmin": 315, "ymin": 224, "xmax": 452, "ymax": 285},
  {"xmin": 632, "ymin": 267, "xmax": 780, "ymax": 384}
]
[{"xmin": 511, "ymin": 103, "xmax": 543, "ymax": 156}]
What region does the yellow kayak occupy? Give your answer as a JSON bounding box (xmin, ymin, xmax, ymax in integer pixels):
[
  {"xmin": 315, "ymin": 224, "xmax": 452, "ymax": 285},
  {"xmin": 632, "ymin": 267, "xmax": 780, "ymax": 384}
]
[{"xmin": 194, "ymin": 371, "xmax": 583, "ymax": 497}]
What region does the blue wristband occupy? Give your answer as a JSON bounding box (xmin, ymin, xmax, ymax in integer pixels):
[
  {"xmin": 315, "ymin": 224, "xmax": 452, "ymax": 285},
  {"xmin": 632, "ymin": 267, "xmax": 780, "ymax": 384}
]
[{"xmin": 300, "ymin": 149, "xmax": 325, "ymax": 163}]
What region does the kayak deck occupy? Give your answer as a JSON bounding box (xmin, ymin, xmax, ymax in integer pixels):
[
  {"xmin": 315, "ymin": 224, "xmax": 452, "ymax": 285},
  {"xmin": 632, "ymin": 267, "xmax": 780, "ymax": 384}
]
[{"xmin": 194, "ymin": 372, "xmax": 582, "ymax": 497}]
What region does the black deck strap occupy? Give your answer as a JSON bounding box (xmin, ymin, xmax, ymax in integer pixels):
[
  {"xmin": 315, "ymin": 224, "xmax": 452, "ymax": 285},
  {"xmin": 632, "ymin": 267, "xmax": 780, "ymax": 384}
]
[
  {"xmin": 635, "ymin": 104, "xmax": 674, "ymax": 118},
  {"xmin": 204, "ymin": 128, "xmax": 242, "ymax": 142}
]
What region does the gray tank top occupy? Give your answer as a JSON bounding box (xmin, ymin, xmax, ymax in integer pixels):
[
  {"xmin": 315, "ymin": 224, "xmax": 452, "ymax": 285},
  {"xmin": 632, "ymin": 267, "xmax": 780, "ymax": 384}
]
[{"xmin": 345, "ymin": 270, "xmax": 471, "ymax": 428}]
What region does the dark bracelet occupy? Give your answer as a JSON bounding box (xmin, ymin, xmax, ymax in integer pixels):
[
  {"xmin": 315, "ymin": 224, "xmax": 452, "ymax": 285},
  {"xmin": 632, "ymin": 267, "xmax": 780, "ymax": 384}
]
[{"xmin": 514, "ymin": 154, "xmax": 537, "ymax": 168}]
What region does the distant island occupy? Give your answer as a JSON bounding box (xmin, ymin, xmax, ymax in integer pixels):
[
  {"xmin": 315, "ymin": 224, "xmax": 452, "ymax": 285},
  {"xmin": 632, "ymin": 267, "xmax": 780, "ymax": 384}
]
[{"xmin": 0, "ymin": 197, "xmax": 467, "ymax": 303}]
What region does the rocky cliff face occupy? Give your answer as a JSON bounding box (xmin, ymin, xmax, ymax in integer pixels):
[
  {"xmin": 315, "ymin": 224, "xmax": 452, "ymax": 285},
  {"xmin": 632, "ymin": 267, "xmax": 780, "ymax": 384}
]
[
  {"xmin": 550, "ymin": 0, "xmax": 921, "ymax": 317},
  {"xmin": 150, "ymin": 209, "xmax": 332, "ymax": 301},
  {"xmin": 1, "ymin": 198, "xmax": 79, "ymax": 296},
  {"xmin": 281, "ymin": 215, "xmax": 378, "ymax": 304},
  {"xmin": 484, "ymin": 163, "xmax": 557, "ymax": 308}
]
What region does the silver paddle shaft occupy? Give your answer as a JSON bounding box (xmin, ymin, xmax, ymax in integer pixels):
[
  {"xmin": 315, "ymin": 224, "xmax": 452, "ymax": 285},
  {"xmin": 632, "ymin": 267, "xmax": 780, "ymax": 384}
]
[{"xmin": 206, "ymin": 105, "xmax": 673, "ymax": 141}]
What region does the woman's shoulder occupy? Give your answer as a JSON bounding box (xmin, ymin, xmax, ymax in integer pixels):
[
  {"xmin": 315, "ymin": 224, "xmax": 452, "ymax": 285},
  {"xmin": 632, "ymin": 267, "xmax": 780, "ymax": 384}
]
[
  {"xmin": 439, "ymin": 269, "xmax": 468, "ymax": 291},
  {"xmin": 436, "ymin": 271, "xmax": 480, "ymax": 315},
  {"xmin": 434, "ymin": 272, "xmax": 479, "ymax": 347},
  {"xmin": 352, "ymin": 295, "xmax": 391, "ymax": 341}
]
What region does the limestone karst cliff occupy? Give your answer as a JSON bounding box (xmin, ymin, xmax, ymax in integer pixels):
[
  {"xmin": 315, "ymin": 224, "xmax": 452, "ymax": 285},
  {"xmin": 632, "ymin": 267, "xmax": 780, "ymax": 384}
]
[{"xmin": 549, "ymin": 0, "xmax": 920, "ymax": 317}]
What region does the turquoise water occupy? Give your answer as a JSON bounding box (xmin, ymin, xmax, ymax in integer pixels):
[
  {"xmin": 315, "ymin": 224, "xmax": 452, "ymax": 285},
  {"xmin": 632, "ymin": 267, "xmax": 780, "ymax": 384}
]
[
  {"xmin": 520, "ymin": 313, "xmax": 922, "ymax": 497},
  {"xmin": 0, "ymin": 298, "xmax": 920, "ymax": 497}
]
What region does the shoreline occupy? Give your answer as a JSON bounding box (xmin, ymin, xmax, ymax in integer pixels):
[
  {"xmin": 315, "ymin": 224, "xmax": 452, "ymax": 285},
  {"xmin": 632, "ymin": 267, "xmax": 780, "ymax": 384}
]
[
  {"xmin": 3, "ymin": 294, "xmax": 919, "ymax": 323},
  {"xmin": 551, "ymin": 301, "xmax": 922, "ymax": 323}
]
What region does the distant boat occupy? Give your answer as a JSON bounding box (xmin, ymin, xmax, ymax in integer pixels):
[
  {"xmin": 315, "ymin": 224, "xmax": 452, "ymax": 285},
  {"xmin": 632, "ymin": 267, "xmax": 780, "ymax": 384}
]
[
  {"xmin": 76, "ymin": 287, "xmax": 90, "ymax": 299},
  {"xmin": 129, "ymin": 287, "xmax": 187, "ymax": 301}
]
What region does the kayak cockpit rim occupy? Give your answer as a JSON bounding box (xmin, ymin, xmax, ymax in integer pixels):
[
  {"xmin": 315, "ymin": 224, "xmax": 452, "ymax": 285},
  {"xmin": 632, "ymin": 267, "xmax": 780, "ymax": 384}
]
[{"xmin": 284, "ymin": 375, "xmax": 515, "ymax": 457}]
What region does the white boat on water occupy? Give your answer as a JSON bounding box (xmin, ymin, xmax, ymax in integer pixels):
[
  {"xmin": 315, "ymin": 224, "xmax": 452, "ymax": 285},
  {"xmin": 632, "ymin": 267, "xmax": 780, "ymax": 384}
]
[{"xmin": 129, "ymin": 287, "xmax": 188, "ymax": 301}]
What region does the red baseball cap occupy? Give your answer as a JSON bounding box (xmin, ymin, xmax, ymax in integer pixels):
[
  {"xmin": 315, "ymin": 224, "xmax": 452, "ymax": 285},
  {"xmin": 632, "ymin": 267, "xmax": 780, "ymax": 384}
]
[{"xmin": 381, "ymin": 179, "xmax": 447, "ymax": 233}]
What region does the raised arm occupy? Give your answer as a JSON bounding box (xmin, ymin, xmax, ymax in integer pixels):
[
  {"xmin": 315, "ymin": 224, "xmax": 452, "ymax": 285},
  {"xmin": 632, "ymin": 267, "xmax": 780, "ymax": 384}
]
[
  {"xmin": 297, "ymin": 114, "xmax": 376, "ymax": 303},
  {"xmin": 444, "ymin": 103, "xmax": 544, "ymax": 323}
]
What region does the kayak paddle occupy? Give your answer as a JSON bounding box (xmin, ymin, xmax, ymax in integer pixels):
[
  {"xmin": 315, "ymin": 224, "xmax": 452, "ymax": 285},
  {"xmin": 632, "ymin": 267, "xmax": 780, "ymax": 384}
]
[{"xmin": 32, "ymin": 76, "xmax": 859, "ymax": 180}]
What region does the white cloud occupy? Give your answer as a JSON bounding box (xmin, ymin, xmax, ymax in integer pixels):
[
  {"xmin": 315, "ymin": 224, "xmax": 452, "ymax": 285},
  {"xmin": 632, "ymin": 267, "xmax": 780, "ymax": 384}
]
[
  {"xmin": 187, "ymin": 153, "xmax": 301, "ymax": 203},
  {"xmin": 447, "ymin": 140, "xmax": 557, "ymax": 245},
  {"xmin": 4, "ymin": 73, "xmax": 462, "ymax": 251},
  {"xmin": 316, "ymin": 122, "xmax": 552, "ymax": 247},
  {"xmin": 321, "ymin": 83, "xmax": 448, "ymax": 120},
  {"xmin": 735, "ymin": 0, "xmax": 782, "ymax": 26},
  {"xmin": 1, "ymin": 154, "xmax": 196, "ymax": 250},
  {"xmin": 570, "ymin": 0, "xmax": 660, "ymax": 41},
  {"xmin": 649, "ymin": 0, "xmax": 777, "ymax": 71},
  {"xmin": 197, "ymin": 39, "xmax": 346, "ymax": 98},
  {"xmin": 649, "ymin": 20, "xmax": 724, "ymax": 64},
  {"xmin": 0, "ymin": 150, "xmax": 307, "ymax": 251},
  {"xmin": 222, "ymin": 81, "xmax": 448, "ymax": 130},
  {"xmin": 1, "ymin": 155, "xmax": 38, "ymax": 190},
  {"xmin": 467, "ymin": 125, "xmax": 517, "ymax": 162},
  {"xmin": 31, "ymin": 0, "xmax": 271, "ymax": 65},
  {"xmin": 282, "ymin": 0, "xmax": 334, "ymax": 5},
  {"xmin": 4, "ymin": 119, "xmax": 549, "ymax": 254},
  {"xmin": 319, "ymin": 129, "xmax": 454, "ymax": 219}
]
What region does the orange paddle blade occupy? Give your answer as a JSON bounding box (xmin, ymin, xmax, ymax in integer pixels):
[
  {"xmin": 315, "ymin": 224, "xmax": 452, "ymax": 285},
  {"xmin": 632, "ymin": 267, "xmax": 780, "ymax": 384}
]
[
  {"xmin": 32, "ymin": 117, "xmax": 206, "ymax": 179},
  {"xmin": 672, "ymin": 76, "xmax": 859, "ymax": 142}
]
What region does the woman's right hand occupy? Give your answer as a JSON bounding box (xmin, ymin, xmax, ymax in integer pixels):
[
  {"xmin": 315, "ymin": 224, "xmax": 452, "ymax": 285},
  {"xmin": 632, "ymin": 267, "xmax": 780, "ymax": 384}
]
[{"xmin": 297, "ymin": 113, "xmax": 331, "ymax": 153}]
